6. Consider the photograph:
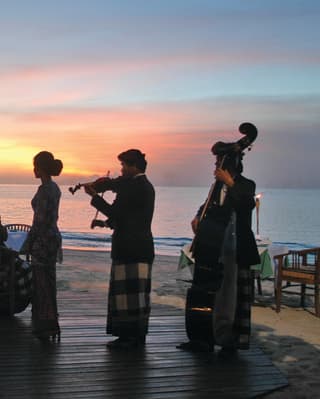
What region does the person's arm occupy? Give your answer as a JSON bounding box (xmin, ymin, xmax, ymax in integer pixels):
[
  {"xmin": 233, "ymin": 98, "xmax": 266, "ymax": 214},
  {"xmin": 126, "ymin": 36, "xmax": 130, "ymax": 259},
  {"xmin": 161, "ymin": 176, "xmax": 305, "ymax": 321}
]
[
  {"xmin": 215, "ymin": 168, "xmax": 255, "ymax": 205},
  {"xmin": 190, "ymin": 200, "xmax": 207, "ymax": 233},
  {"xmin": 21, "ymin": 186, "xmax": 54, "ymax": 254},
  {"xmin": 88, "ymin": 176, "xmax": 123, "ymax": 194},
  {"xmin": 82, "ymin": 184, "xmax": 113, "ymax": 218},
  {"xmin": 214, "ymin": 168, "xmax": 235, "ymax": 188},
  {"xmin": 191, "ymin": 215, "xmax": 200, "ymax": 234},
  {"xmin": 227, "ymin": 178, "xmax": 256, "ymax": 210},
  {"xmin": 84, "ymin": 177, "xmax": 126, "ymax": 217},
  {"xmin": 90, "ymin": 195, "xmax": 113, "ymax": 218}
]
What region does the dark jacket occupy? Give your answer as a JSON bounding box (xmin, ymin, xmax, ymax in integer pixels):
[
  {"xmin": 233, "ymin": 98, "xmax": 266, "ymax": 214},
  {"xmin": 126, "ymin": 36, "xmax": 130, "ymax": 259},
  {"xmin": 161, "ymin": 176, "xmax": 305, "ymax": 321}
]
[
  {"xmin": 195, "ymin": 175, "xmax": 260, "ymax": 267},
  {"xmin": 227, "ymin": 175, "xmax": 260, "ymax": 266},
  {"xmin": 90, "ymin": 174, "xmax": 155, "ymax": 263}
]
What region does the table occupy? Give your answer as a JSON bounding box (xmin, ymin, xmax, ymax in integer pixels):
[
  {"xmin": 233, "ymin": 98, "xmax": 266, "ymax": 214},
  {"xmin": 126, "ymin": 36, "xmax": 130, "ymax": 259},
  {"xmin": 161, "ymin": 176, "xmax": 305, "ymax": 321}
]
[
  {"xmin": 251, "ymin": 238, "xmax": 273, "ymax": 279},
  {"xmin": 178, "ymin": 238, "xmax": 278, "ymax": 280}
]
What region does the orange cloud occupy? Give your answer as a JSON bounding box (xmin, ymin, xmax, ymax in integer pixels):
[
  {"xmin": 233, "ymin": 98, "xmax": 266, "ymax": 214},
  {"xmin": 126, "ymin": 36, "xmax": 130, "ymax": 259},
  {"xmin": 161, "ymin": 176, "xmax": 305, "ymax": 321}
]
[
  {"xmin": 0, "ymin": 99, "xmax": 246, "ymax": 181},
  {"xmin": 4, "ymin": 94, "xmax": 301, "ymax": 185}
]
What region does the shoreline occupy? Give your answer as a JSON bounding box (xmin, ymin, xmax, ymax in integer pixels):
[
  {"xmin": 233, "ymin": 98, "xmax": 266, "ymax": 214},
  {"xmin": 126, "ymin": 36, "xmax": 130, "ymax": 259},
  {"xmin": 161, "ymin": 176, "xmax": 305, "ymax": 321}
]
[{"xmin": 58, "ymin": 248, "xmax": 320, "ymax": 398}]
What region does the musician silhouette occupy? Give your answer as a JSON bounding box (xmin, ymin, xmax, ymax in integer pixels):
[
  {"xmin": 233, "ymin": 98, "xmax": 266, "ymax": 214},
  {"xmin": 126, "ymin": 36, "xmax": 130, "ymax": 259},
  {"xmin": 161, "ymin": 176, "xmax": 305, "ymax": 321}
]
[
  {"xmin": 83, "ymin": 149, "xmax": 155, "ymax": 350},
  {"xmin": 178, "ymin": 124, "xmax": 260, "ymax": 358}
]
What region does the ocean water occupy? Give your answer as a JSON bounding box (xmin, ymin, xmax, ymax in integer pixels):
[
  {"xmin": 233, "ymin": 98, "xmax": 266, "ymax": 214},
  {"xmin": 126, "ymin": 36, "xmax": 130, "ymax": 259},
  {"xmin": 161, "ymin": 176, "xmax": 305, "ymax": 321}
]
[{"xmin": 0, "ymin": 184, "xmax": 319, "ymax": 256}]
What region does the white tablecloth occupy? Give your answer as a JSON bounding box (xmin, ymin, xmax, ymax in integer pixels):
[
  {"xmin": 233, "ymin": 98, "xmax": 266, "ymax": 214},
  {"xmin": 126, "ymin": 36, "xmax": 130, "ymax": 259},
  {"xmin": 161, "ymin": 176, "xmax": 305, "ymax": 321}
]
[
  {"xmin": 5, "ymin": 231, "xmax": 28, "ymax": 252},
  {"xmin": 178, "ymin": 239, "xmax": 289, "ymax": 279}
]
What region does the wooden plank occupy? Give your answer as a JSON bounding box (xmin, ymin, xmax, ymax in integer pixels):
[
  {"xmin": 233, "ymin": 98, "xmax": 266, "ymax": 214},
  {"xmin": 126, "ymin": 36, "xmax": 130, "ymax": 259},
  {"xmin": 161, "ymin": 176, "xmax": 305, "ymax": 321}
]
[{"xmin": 0, "ymin": 292, "xmax": 288, "ymax": 399}]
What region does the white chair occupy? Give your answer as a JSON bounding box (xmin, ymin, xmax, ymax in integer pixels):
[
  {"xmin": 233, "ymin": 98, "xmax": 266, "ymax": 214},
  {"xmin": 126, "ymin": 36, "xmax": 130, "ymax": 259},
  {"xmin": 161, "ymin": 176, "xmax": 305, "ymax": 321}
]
[{"xmin": 5, "ymin": 224, "xmax": 31, "ymax": 252}]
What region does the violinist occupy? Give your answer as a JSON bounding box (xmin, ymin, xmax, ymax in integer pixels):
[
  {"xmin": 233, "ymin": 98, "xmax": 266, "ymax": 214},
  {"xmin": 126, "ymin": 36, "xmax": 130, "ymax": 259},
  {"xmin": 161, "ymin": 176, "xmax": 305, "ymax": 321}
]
[
  {"xmin": 177, "ymin": 124, "xmax": 260, "ymax": 358},
  {"xmin": 83, "ymin": 149, "xmax": 155, "ymax": 350}
]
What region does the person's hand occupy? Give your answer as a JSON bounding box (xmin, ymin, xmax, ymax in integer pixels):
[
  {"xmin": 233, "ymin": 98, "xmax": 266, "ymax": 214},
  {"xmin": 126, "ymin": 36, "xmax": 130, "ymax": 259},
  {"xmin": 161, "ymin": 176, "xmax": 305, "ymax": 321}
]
[
  {"xmin": 214, "ymin": 168, "xmax": 234, "ymax": 187},
  {"xmin": 84, "ymin": 183, "xmax": 97, "ymax": 197},
  {"xmin": 90, "ymin": 219, "xmax": 107, "ymax": 229},
  {"xmin": 191, "ymin": 216, "xmax": 200, "ymax": 234}
]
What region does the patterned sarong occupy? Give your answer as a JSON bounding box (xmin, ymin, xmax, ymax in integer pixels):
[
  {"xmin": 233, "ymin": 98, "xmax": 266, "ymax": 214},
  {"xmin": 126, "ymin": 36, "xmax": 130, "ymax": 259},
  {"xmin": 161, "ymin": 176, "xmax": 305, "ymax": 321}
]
[
  {"xmin": 107, "ymin": 261, "xmax": 152, "ymax": 338},
  {"xmin": 0, "ymin": 253, "xmax": 32, "ymax": 315},
  {"xmin": 31, "ymin": 262, "xmax": 59, "ymax": 337},
  {"xmin": 213, "ymin": 212, "xmax": 252, "ymax": 350},
  {"xmin": 233, "ymin": 268, "xmax": 252, "ymax": 349},
  {"xmin": 30, "ymin": 237, "xmax": 61, "ymax": 338}
]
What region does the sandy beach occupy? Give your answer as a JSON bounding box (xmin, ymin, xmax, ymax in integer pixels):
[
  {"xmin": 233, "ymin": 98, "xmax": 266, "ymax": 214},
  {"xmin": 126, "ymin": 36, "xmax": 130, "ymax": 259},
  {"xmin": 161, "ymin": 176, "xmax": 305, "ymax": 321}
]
[{"xmin": 58, "ymin": 248, "xmax": 320, "ymax": 398}]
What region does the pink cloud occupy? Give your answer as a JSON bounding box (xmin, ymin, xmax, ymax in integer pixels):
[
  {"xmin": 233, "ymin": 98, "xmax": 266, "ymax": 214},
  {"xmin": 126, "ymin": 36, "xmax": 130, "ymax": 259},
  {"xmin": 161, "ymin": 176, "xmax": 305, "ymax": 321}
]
[{"xmin": 1, "ymin": 45, "xmax": 318, "ymax": 89}]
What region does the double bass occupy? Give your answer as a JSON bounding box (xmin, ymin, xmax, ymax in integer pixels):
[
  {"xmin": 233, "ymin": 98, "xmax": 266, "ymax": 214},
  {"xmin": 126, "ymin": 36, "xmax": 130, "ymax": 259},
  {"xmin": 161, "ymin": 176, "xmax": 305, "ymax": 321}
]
[{"xmin": 185, "ymin": 122, "xmax": 258, "ymax": 345}]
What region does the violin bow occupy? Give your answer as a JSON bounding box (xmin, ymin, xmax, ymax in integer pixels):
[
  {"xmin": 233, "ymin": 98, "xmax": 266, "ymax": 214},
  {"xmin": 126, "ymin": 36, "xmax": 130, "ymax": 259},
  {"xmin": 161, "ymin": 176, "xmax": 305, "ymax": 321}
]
[{"xmin": 90, "ymin": 171, "xmax": 110, "ymax": 229}]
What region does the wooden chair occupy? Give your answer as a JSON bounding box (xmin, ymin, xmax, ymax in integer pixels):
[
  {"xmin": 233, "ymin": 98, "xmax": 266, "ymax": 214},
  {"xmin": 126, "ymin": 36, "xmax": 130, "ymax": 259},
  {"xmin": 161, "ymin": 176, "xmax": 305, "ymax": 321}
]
[
  {"xmin": 5, "ymin": 224, "xmax": 31, "ymax": 233},
  {"xmin": 0, "ymin": 224, "xmax": 31, "ymax": 316},
  {"xmin": 5, "ymin": 224, "xmax": 31, "ymax": 254},
  {"xmin": 274, "ymin": 247, "xmax": 320, "ymax": 317}
]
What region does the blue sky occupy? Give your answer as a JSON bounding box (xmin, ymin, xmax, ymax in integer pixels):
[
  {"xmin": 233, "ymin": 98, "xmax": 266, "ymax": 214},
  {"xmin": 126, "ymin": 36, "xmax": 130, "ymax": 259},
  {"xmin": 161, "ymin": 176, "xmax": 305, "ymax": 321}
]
[{"xmin": 0, "ymin": 1, "xmax": 319, "ymax": 187}]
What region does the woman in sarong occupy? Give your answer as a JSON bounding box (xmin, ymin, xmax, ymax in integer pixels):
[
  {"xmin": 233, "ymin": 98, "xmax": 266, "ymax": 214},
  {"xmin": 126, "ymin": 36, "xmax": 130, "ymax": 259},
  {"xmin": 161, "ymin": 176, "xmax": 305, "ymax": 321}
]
[{"xmin": 22, "ymin": 151, "xmax": 63, "ymax": 341}]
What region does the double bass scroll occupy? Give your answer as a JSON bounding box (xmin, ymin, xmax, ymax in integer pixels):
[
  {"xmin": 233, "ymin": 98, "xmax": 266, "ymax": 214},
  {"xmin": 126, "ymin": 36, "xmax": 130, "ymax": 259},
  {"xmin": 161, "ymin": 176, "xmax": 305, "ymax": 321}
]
[{"xmin": 190, "ymin": 122, "xmax": 258, "ymax": 255}]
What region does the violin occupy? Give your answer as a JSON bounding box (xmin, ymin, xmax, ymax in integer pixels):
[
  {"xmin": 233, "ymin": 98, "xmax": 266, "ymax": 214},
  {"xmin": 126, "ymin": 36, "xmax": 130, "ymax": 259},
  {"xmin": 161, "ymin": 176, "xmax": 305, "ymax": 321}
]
[
  {"xmin": 69, "ymin": 172, "xmax": 111, "ymax": 229},
  {"xmin": 68, "ymin": 172, "xmax": 110, "ymax": 195},
  {"xmin": 68, "ymin": 182, "xmax": 86, "ymax": 195}
]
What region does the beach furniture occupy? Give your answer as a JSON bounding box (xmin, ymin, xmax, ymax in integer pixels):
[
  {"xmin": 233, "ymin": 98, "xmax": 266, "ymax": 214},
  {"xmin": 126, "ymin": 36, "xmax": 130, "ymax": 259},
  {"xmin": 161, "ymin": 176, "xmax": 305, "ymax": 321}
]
[
  {"xmin": 0, "ymin": 246, "xmax": 19, "ymax": 315},
  {"xmin": 5, "ymin": 224, "xmax": 31, "ymax": 252},
  {"xmin": 178, "ymin": 239, "xmax": 274, "ymax": 298},
  {"xmin": 0, "ymin": 224, "xmax": 31, "ymax": 316},
  {"xmin": 274, "ymin": 247, "xmax": 320, "ymax": 317},
  {"xmin": 250, "ymin": 238, "xmax": 272, "ymax": 297}
]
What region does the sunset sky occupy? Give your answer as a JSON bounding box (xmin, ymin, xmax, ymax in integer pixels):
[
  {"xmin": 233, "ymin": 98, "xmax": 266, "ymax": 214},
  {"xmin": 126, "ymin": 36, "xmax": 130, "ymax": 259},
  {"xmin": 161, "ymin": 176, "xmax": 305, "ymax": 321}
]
[{"xmin": 1, "ymin": 1, "xmax": 319, "ymax": 187}]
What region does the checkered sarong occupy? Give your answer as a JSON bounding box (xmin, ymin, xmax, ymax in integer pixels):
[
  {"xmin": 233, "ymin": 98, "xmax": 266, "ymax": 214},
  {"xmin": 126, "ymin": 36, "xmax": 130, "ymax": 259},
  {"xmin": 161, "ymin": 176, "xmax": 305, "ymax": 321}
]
[
  {"xmin": 213, "ymin": 212, "xmax": 252, "ymax": 350},
  {"xmin": 16, "ymin": 261, "xmax": 32, "ymax": 297},
  {"xmin": 0, "ymin": 256, "xmax": 32, "ymax": 314},
  {"xmin": 106, "ymin": 261, "xmax": 152, "ymax": 338},
  {"xmin": 234, "ymin": 268, "xmax": 252, "ymax": 349}
]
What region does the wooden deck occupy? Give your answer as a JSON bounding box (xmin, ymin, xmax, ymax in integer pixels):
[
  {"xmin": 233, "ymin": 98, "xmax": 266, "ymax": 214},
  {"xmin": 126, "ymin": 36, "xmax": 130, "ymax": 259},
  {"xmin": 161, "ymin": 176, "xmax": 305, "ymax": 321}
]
[{"xmin": 0, "ymin": 292, "xmax": 288, "ymax": 399}]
